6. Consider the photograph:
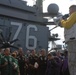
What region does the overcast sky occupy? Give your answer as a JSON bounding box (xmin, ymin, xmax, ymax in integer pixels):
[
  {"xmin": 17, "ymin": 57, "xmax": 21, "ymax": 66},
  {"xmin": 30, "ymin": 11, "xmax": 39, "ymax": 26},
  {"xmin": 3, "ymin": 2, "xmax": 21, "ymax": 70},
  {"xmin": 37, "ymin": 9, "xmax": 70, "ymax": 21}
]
[{"xmin": 24, "ymin": 0, "xmax": 76, "ymax": 14}]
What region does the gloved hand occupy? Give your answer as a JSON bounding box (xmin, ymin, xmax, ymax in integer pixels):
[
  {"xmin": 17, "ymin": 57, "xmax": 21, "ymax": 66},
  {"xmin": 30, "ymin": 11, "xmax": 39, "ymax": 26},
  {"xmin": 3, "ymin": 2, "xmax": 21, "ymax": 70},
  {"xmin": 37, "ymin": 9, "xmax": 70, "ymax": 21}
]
[{"xmin": 62, "ymin": 14, "xmax": 69, "ymax": 19}]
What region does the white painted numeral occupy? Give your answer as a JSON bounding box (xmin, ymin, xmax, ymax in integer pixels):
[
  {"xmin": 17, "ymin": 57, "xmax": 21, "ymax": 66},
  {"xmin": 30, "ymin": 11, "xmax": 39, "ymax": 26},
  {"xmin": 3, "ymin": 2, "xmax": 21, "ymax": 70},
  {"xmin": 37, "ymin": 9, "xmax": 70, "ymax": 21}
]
[
  {"xmin": 26, "ymin": 25, "xmax": 38, "ymax": 49},
  {"xmin": 11, "ymin": 22, "xmax": 22, "ymax": 44}
]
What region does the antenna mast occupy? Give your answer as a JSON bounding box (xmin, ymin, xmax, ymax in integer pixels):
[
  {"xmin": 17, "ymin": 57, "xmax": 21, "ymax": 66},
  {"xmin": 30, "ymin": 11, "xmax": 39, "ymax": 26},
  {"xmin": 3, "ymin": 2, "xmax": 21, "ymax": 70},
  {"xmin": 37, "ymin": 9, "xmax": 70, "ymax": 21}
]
[{"xmin": 36, "ymin": 0, "xmax": 43, "ymax": 13}]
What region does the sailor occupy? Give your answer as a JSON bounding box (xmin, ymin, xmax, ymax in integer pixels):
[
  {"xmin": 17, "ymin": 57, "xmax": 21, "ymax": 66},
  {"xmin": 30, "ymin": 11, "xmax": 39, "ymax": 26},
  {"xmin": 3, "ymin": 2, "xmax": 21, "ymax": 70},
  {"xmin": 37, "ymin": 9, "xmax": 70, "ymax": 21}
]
[
  {"xmin": 17, "ymin": 47, "xmax": 26, "ymax": 75},
  {"xmin": 37, "ymin": 49, "xmax": 47, "ymax": 75},
  {"xmin": 0, "ymin": 48, "xmax": 8, "ymax": 75},
  {"xmin": 2, "ymin": 48, "xmax": 17, "ymax": 75},
  {"xmin": 28, "ymin": 49, "xmax": 38, "ymax": 75},
  {"xmin": 12, "ymin": 52, "xmax": 20, "ymax": 75},
  {"xmin": 54, "ymin": 5, "xmax": 76, "ymax": 75}
]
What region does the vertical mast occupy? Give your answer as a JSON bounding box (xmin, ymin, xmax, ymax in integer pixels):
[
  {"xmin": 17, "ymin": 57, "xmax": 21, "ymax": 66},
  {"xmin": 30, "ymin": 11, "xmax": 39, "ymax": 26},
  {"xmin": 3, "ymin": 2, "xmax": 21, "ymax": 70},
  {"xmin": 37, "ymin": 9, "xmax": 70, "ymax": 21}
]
[
  {"xmin": 35, "ymin": 0, "xmax": 43, "ymax": 21},
  {"xmin": 36, "ymin": 0, "xmax": 43, "ymax": 13}
]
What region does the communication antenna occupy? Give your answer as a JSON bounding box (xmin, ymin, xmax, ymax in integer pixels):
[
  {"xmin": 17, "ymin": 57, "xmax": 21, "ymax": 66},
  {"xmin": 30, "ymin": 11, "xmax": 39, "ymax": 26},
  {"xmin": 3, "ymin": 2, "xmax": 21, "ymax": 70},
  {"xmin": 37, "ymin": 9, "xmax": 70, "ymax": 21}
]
[
  {"xmin": 32, "ymin": 0, "xmax": 36, "ymax": 5},
  {"xmin": 32, "ymin": 0, "xmax": 45, "ymax": 5},
  {"xmin": 36, "ymin": 0, "xmax": 43, "ymax": 13},
  {"xmin": 51, "ymin": 41, "xmax": 57, "ymax": 49}
]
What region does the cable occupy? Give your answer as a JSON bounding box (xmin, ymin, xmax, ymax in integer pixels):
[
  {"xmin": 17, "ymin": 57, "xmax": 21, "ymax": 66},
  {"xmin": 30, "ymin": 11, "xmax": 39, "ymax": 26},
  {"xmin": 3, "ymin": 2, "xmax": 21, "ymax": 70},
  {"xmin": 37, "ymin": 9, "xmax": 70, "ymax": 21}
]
[{"xmin": 50, "ymin": 25, "xmax": 58, "ymax": 31}]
